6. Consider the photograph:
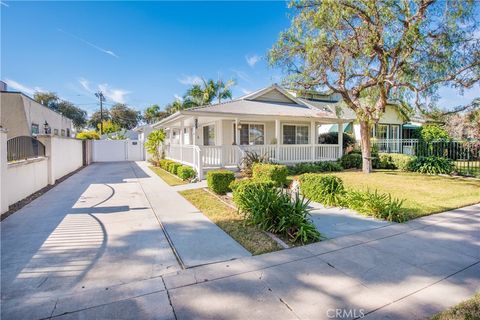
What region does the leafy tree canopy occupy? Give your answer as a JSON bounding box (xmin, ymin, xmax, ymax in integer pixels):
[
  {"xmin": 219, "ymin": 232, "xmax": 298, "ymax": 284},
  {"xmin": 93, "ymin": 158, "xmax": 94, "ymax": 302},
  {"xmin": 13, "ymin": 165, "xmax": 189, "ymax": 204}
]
[
  {"xmin": 143, "ymin": 104, "xmax": 168, "ymax": 124},
  {"xmin": 110, "ymin": 103, "xmax": 141, "ymax": 130},
  {"xmin": 269, "ymin": 0, "xmax": 479, "ymax": 172},
  {"xmin": 33, "ymin": 92, "xmax": 87, "ymax": 129}
]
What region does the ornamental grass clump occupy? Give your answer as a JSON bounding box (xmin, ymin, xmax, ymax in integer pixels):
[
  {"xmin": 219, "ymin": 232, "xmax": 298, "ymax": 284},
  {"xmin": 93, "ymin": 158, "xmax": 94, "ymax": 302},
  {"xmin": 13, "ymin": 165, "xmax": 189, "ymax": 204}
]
[
  {"xmin": 299, "ymin": 174, "xmax": 345, "ymax": 207},
  {"xmin": 231, "ymin": 179, "xmax": 320, "ymax": 244}
]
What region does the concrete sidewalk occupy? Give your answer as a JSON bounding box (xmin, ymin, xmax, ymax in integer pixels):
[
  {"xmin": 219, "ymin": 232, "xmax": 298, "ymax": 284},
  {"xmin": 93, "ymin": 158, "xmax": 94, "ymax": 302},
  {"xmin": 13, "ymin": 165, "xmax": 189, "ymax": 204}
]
[
  {"xmin": 23, "ymin": 203, "xmax": 478, "ymax": 320},
  {"xmin": 131, "ymin": 162, "xmax": 250, "ymax": 268}
]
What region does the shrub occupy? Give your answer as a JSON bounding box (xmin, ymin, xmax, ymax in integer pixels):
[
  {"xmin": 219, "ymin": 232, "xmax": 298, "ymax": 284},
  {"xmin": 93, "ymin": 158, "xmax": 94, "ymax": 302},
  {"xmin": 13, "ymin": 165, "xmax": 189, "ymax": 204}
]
[
  {"xmin": 252, "ymin": 163, "xmax": 288, "ymax": 186},
  {"xmin": 144, "ymin": 130, "xmax": 166, "ymax": 162},
  {"xmin": 168, "ymin": 162, "xmax": 182, "ymax": 175},
  {"xmin": 207, "ymin": 170, "xmax": 235, "ymax": 194},
  {"xmin": 377, "ymin": 153, "xmax": 414, "ymax": 171},
  {"xmin": 340, "ymin": 153, "xmax": 362, "ymax": 169},
  {"xmin": 419, "ymin": 124, "xmax": 450, "ymax": 142},
  {"xmin": 232, "ymin": 179, "xmax": 320, "ymax": 243},
  {"xmin": 159, "ymin": 159, "xmax": 174, "ymax": 170},
  {"xmin": 343, "ymin": 189, "xmax": 407, "ymax": 222},
  {"xmin": 177, "ymin": 165, "xmax": 196, "ymax": 180},
  {"xmin": 318, "ymin": 132, "xmax": 356, "ymax": 149},
  {"xmin": 299, "ymin": 174, "xmax": 345, "ymax": 207},
  {"xmin": 239, "ymin": 151, "xmax": 271, "ymax": 177},
  {"xmin": 408, "ymin": 156, "xmax": 454, "ymax": 174},
  {"xmin": 287, "ymin": 161, "xmax": 343, "ymax": 175}
]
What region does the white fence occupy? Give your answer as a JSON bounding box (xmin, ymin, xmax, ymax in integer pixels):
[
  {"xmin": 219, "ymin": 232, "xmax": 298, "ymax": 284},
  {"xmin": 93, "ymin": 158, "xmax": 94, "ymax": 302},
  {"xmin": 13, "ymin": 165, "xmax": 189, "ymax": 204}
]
[
  {"xmin": 374, "ymin": 139, "xmax": 419, "ymax": 155},
  {"xmin": 164, "ymin": 143, "xmax": 342, "ymax": 180}
]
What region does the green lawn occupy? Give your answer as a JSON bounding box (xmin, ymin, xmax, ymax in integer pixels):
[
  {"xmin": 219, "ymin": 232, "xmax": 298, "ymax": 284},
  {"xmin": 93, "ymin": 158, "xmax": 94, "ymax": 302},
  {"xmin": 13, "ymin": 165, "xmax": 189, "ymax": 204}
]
[
  {"xmin": 179, "ymin": 188, "xmax": 281, "ymax": 255},
  {"xmin": 149, "ymin": 166, "xmax": 187, "ymax": 186},
  {"xmin": 431, "ymin": 293, "xmax": 479, "ymax": 320},
  {"xmin": 328, "ymin": 170, "xmax": 480, "ymax": 218}
]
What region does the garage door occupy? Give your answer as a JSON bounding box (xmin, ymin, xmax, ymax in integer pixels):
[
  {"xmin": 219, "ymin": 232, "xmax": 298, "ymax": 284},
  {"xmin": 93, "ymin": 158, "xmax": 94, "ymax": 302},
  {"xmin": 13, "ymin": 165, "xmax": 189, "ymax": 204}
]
[{"xmin": 92, "ymin": 140, "xmax": 144, "ymax": 162}]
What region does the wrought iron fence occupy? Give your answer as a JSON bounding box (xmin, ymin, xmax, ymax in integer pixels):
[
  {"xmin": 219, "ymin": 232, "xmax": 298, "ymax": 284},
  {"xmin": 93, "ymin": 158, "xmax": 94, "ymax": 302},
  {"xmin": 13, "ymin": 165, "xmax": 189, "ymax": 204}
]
[
  {"xmin": 7, "ymin": 136, "xmax": 46, "ymax": 162},
  {"xmin": 415, "ymin": 140, "xmax": 480, "ymax": 177}
]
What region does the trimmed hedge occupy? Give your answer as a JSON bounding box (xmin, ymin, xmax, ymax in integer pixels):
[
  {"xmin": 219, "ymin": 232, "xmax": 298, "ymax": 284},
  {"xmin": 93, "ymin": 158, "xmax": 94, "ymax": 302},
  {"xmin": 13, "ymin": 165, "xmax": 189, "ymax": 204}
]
[
  {"xmin": 287, "ymin": 161, "xmax": 343, "ymax": 175},
  {"xmin": 340, "ymin": 153, "xmax": 362, "ymax": 169},
  {"xmin": 376, "ymin": 153, "xmax": 414, "ymax": 171},
  {"xmin": 177, "ymin": 165, "xmax": 196, "ymax": 180},
  {"xmin": 168, "ymin": 162, "xmax": 182, "ymax": 175},
  {"xmin": 159, "ymin": 159, "xmax": 174, "ymax": 170},
  {"xmin": 252, "ymin": 163, "xmax": 288, "ymax": 186},
  {"xmin": 207, "ymin": 170, "xmax": 235, "ymax": 194}
]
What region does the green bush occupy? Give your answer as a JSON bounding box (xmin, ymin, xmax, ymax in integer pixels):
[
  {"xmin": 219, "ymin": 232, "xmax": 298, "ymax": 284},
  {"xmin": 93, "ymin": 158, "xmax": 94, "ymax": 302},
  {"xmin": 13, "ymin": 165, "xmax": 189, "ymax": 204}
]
[
  {"xmin": 239, "ymin": 151, "xmax": 271, "ymax": 177},
  {"xmin": 252, "ymin": 163, "xmax": 288, "ymax": 186},
  {"xmin": 207, "ymin": 170, "xmax": 235, "ymax": 194},
  {"xmin": 419, "ymin": 124, "xmax": 450, "ymax": 142},
  {"xmin": 343, "ymin": 189, "xmax": 407, "ymax": 222},
  {"xmin": 177, "ymin": 165, "xmax": 196, "ymax": 180},
  {"xmin": 159, "ymin": 159, "xmax": 174, "ymax": 170},
  {"xmin": 231, "ymin": 179, "xmax": 320, "ymax": 243},
  {"xmin": 377, "ymin": 153, "xmax": 414, "ymax": 171},
  {"xmin": 299, "ymin": 174, "xmax": 345, "ymax": 207},
  {"xmin": 287, "ymin": 161, "xmax": 343, "ymax": 175},
  {"xmin": 340, "ymin": 153, "xmax": 362, "ymax": 169},
  {"xmin": 408, "ymin": 156, "xmax": 454, "ymax": 174},
  {"xmin": 318, "ymin": 132, "xmax": 356, "ymax": 149},
  {"xmin": 168, "ymin": 162, "xmax": 182, "ymax": 175}
]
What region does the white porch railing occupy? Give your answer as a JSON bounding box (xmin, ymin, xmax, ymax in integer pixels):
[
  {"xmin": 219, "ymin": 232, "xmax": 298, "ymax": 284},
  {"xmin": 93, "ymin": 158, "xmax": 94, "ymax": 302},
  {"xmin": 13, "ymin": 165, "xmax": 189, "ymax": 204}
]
[
  {"xmin": 165, "ymin": 143, "xmax": 342, "ymax": 179},
  {"xmin": 373, "ymin": 139, "xmax": 419, "ymax": 155}
]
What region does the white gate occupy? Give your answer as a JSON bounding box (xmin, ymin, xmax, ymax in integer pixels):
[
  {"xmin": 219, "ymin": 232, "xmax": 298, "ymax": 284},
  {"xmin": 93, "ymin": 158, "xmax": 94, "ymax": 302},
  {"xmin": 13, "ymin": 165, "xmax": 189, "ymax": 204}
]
[{"xmin": 92, "ymin": 140, "xmax": 144, "ymax": 162}]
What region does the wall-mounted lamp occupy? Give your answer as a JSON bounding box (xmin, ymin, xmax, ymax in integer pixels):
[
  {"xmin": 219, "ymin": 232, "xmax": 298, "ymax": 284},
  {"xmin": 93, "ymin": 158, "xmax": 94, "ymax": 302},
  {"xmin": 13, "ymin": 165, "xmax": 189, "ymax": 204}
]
[
  {"xmin": 43, "ymin": 121, "xmax": 51, "ymax": 134},
  {"xmin": 194, "ymin": 118, "xmax": 198, "ymax": 129},
  {"xmin": 237, "ymin": 123, "xmax": 242, "ymax": 130}
]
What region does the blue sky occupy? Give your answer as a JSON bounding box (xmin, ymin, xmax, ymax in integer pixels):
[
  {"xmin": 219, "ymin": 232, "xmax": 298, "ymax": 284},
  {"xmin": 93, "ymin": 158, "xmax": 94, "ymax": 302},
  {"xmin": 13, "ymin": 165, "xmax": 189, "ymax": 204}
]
[{"xmin": 1, "ymin": 1, "xmax": 477, "ymax": 115}]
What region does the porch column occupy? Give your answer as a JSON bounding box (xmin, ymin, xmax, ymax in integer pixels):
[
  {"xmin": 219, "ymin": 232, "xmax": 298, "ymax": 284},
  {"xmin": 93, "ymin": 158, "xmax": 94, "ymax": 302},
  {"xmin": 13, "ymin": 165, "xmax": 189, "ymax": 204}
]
[
  {"xmin": 180, "ymin": 121, "xmax": 184, "ymax": 163},
  {"xmin": 310, "ymin": 120, "xmax": 316, "ymax": 161},
  {"xmin": 192, "ymin": 117, "xmax": 198, "ymax": 146},
  {"xmin": 218, "ymin": 120, "xmax": 224, "ymax": 167},
  {"xmin": 275, "ymin": 119, "xmax": 280, "ymax": 161},
  {"xmin": 235, "ymin": 118, "xmax": 240, "ymax": 145},
  {"xmin": 338, "ymin": 122, "xmax": 344, "ymax": 158}
]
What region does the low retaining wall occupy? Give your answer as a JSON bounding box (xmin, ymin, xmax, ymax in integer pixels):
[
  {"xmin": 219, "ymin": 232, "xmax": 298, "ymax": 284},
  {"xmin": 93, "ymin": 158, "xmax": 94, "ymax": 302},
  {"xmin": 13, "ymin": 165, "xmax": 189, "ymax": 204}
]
[
  {"xmin": 6, "ymin": 157, "xmax": 49, "ymax": 205},
  {"xmin": 1, "ymin": 132, "xmax": 85, "ymax": 214}
]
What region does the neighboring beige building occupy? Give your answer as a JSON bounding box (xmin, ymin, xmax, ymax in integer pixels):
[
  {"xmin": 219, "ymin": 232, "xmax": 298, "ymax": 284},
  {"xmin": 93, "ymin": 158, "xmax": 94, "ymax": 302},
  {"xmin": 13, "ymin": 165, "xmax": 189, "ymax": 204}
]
[{"xmin": 0, "ymin": 91, "xmax": 74, "ymax": 139}]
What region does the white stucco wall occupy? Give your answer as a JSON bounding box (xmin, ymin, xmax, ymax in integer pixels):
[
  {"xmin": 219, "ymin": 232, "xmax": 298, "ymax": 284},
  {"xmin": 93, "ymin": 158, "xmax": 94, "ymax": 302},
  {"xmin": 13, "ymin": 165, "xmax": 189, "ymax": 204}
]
[
  {"xmin": 6, "ymin": 158, "xmax": 49, "ymax": 205},
  {"xmin": 51, "ymin": 137, "xmax": 83, "ymax": 180}
]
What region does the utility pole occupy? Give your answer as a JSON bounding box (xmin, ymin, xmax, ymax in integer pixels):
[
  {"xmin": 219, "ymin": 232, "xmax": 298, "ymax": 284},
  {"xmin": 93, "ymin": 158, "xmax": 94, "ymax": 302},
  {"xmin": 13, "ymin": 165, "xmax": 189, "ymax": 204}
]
[{"xmin": 95, "ymin": 91, "xmax": 105, "ymax": 135}]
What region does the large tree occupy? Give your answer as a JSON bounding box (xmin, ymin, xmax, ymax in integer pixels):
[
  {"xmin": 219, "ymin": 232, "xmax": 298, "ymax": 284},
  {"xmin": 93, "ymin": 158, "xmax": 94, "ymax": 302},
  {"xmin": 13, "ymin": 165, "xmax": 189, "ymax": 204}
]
[
  {"xmin": 269, "ymin": 0, "xmax": 479, "ymax": 173},
  {"xmin": 33, "ymin": 92, "xmax": 87, "ymax": 130},
  {"xmin": 110, "ymin": 103, "xmax": 141, "ymax": 130},
  {"xmin": 88, "ymin": 109, "xmax": 111, "ymax": 130}
]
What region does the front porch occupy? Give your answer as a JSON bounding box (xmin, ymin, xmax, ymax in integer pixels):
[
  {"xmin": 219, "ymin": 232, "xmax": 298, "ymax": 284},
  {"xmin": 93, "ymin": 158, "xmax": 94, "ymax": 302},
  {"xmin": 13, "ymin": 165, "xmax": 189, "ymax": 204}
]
[{"xmin": 161, "ymin": 117, "xmax": 346, "ymax": 179}]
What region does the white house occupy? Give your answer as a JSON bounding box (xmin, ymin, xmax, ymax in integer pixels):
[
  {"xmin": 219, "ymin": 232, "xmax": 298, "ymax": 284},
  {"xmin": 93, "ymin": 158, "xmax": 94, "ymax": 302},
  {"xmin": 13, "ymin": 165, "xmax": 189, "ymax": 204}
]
[{"xmin": 154, "ymin": 84, "xmax": 419, "ymax": 179}]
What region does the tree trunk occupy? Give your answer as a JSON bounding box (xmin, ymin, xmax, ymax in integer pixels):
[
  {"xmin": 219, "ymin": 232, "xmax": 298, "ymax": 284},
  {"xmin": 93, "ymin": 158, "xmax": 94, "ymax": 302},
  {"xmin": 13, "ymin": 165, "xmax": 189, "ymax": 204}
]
[{"xmin": 359, "ymin": 120, "xmax": 372, "ymax": 173}]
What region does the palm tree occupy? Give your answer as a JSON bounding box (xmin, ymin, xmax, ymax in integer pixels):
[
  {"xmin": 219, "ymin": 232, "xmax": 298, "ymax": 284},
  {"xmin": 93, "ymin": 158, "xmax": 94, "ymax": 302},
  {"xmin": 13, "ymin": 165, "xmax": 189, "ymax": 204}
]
[
  {"xmin": 216, "ymin": 79, "xmax": 235, "ymax": 103},
  {"xmin": 183, "ymin": 78, "xmax": 236, "ymax": 106}
]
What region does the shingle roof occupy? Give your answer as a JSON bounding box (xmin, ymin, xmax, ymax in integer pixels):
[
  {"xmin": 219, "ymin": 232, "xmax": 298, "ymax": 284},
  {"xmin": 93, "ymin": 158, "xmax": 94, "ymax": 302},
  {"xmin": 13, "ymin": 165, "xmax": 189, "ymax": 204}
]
[{"xmin": 185, "ymin": 99, "xmax": 337, "ymax": 118}]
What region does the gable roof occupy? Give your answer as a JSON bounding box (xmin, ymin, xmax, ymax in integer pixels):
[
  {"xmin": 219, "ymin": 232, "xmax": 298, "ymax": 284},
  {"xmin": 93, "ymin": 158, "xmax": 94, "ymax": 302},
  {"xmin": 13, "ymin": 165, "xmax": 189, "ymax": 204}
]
[{"xmin": 154, "ymin": 84, "xmax": 355, "ymax": 127}]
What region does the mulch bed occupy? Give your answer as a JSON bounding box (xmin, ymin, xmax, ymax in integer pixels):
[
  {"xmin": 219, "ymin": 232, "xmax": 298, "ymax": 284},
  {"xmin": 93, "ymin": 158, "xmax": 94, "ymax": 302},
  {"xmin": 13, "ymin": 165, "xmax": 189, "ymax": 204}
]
[{"xmin": 1, "ymin": 166, "xmax": 86, "ymax": 221}]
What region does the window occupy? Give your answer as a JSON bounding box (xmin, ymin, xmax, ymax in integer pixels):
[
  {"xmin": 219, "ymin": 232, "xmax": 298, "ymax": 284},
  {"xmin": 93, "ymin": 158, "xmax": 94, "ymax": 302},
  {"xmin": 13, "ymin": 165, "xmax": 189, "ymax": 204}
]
[
  {"xmin": 203, "ymin": 125, "xmax": 215, "ymax": 146},
  {"xmin": 376, "ymin": 124, "xmax": 388, "ymax": 139},
  {"xmin": 54, "ymin": 129, "xmax": 59, "ymax": 135},
  {"xmin": 61, "ymin": 129, "xmax": 66, "ymax": 137},
  {"xmin": 239, "ymin": 123, "xmax": 264, "ymax": 145},
  {"xmin": 66, "ymin": 128, "xmax": 71, "ymax": 137},
  {"xmin": 31, "ymin": 123, "xmax": 39, "ymax": 135},
  {"xmin": 283, "ymin": 125, "xmax": 309, "ymax": 144}
]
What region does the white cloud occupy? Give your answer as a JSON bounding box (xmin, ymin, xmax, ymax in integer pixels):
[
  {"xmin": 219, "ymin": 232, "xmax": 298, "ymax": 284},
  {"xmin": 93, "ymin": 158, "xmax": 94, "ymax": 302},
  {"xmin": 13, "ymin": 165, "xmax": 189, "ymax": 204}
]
[
  {"xmin": 78, "ymin": 78, "xmax": 130, "ymax": 103},
  {"xmin": 4, "ymin": 79, "xmax": 44, "ymax": 95},
  {"xmin": 245, "ymin": 54, "xmax": 261, "ymax": 67},
  {"xmin": 58, "ymin": 29, "xmax": 119, "ymax": 58},
  {"xmin": 174, "ymin": 94, "xmax": 184, "ymax": 101},
  {"xmin": 178, "ymin": 75, "xmax": 203, "ymax": 86}
]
